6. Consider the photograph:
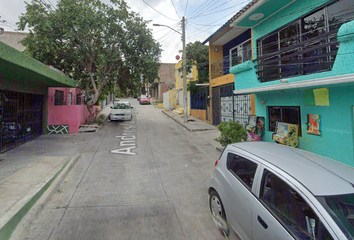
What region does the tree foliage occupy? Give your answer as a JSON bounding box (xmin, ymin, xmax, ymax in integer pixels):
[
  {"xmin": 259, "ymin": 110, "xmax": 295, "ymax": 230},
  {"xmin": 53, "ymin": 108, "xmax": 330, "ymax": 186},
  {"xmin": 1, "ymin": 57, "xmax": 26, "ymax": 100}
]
[
  {"xmin": 17, "ymin": 0, "xmax": 161, "ymax": 115},
  {"xmin": 183, "ymin": 41, "xmax": 209, "ymax": 83}
]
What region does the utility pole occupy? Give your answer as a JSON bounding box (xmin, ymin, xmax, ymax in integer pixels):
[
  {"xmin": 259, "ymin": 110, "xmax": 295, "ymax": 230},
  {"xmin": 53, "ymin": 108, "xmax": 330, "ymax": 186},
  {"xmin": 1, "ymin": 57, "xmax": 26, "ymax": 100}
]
[
  {"xmin": 153, "ymin": 16, "xmax": 188, "ymax": 123},
  {"xmin": 182, "ymin": 16, "xmax": 188, "ymax": 123}
]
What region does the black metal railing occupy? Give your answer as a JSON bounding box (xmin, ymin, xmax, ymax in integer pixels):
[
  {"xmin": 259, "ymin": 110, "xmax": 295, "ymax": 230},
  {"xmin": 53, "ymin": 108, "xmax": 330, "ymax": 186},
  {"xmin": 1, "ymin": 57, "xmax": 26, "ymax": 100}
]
[
  {"xmin": 1, "ymin": 90, "xmax": 43, "ymax": 153},
  {"xmin": 254, "ymin": 30, "xmax": 339, "ymax": 82},
  {"xmin": 211, "ymin": 58, "xmax": 233, "ymax": 80}
]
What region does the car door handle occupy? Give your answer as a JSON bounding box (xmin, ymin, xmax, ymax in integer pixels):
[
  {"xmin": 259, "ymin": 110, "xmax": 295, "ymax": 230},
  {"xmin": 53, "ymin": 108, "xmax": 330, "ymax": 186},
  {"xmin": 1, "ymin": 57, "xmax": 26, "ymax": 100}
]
[{"xmin": 258, "ymin": 215, "xmax": 268, "ymax": 229}]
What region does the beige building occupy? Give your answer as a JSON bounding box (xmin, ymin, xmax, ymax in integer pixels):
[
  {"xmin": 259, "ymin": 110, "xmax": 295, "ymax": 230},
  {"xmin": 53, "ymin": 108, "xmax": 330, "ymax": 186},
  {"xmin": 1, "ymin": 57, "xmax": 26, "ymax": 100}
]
[{"xmin": 0, "ymin": 31, "xmax": 27, "ymax": 51}]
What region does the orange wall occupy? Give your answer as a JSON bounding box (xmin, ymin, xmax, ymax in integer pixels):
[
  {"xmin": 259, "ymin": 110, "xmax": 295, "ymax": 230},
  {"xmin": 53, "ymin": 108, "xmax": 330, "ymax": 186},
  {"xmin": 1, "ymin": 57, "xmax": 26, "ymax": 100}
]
[
  {"xmin": 210, "ymin": 73, "xmax": 234, "ymax": 88},
  {"xmin": 191, "ymin": 109, "xmax": 207, "ymax": 122}
]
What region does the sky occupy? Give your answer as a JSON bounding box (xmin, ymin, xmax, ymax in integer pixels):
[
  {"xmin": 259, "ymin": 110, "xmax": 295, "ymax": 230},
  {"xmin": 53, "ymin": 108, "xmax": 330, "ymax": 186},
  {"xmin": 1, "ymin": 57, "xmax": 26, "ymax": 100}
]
[{"xmin": 0, "ymin": 0, "xmax": 251, "ymax": 63}]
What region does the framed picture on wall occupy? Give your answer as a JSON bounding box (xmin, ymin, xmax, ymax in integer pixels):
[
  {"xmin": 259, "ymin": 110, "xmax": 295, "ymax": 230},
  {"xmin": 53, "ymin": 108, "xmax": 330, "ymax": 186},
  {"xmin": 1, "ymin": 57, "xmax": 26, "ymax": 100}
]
[{"xmin": 307, "ymin": 114, "xmax": 321, "ymax": 135}]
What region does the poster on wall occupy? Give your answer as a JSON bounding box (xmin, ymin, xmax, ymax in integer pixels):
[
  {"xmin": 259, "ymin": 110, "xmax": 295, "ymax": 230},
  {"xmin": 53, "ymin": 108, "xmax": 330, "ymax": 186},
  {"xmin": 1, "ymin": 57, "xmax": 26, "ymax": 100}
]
[{"xmin": 307, "ymin": 114, "xmax": 321, "ymax": 135}]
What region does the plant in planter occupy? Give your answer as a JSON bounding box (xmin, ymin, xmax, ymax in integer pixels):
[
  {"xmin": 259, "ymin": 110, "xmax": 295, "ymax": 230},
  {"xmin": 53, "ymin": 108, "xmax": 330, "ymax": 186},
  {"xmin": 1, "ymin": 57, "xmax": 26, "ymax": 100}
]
[{"xmin": 215, "ymin": 121, "xmax": 247, "ymax": 147}]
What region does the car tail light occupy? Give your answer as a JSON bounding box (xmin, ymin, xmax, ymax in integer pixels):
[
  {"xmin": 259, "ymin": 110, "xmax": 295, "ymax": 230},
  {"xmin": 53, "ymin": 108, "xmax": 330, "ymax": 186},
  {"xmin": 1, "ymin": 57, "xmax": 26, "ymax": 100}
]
[{"xmin": 215, "ymin": 159, "xmax": 219, "ymax": 166}]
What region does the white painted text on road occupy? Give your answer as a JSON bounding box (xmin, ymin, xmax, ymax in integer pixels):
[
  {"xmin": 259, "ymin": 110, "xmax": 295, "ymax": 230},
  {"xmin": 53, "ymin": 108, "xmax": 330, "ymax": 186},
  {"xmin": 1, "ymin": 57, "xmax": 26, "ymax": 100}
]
[{"xmin": 111, "ymin": 123, "xmax": 137, "ymax": 155}]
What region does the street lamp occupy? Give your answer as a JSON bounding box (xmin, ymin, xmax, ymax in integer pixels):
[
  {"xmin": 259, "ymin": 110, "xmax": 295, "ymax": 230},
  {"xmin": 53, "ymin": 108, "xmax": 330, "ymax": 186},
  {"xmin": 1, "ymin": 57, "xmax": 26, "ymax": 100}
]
[{"xmin": 153, "ymin": 16, "xmax": 188, "ymax": 123}]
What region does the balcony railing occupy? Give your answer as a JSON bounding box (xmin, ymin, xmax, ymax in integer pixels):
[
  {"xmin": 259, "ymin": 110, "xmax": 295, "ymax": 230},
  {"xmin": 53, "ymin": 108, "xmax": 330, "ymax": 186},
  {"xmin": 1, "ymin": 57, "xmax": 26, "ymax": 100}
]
[
  {"xmin": 211, "ymin": 58, "xmax": 231, "ymax": 80},
  {"xmin": 254, "ymin": 30, "xmax": 339, "ymax": 82}
]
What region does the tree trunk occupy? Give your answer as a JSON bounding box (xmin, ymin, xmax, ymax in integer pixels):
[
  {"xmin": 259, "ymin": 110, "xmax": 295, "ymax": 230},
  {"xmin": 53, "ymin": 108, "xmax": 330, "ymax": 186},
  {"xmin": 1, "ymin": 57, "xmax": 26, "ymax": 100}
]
[{"xmin": 86, "ymin": 104, "xmax": 95, "ymax": 123}]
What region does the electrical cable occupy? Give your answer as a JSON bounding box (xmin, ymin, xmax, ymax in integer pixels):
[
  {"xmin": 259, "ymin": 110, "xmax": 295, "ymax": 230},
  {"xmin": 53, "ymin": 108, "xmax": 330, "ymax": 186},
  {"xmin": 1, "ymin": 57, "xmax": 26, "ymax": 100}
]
[
  {"xmin": 187, "ymin": 0, "xmax": 214, "ymax": 19},
  {"xmin": 170, "ymin": 0, "xmax": 180, "ymax": 19},
  {"xmin": 189, "ymin": 0, "xmax": 251, "ymax": 20},
  {"xmin": 184, "ymin": 0, "xmax": 189, "ymax": 16},
  {"xmin": 141, "ymin": 0, "xmax": 179, "ymax": 21},
  {"xmin": 188, "ymin": 0, "xmax": 218, "ymax": 20}
]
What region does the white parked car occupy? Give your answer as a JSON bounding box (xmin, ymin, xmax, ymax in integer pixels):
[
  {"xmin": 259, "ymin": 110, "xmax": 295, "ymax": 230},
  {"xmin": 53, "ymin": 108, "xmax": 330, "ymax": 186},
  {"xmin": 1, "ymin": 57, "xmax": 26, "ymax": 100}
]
[
  {"xmin": 209, "ymin": 141, "xmax": 354, "ymax": 240},
  {"xmin": 109, "ymin": 102, "xmax": 132, "ymax": 121}
]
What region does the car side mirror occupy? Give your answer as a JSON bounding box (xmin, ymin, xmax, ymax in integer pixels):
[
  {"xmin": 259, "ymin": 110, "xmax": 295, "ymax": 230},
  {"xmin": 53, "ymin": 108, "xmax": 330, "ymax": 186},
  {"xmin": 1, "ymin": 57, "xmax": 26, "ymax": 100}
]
[{"xmin": 131, "ymin": 106, "xmax": 133, "ymax": 108}]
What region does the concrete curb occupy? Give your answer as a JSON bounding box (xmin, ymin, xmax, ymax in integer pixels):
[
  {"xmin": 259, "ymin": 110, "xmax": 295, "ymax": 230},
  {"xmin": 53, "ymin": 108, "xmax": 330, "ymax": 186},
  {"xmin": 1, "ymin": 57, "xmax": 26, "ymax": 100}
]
[
  {"xmin": 0, "ymin": 153, "xmax": 81, "ymax": 240},
  {"xmin": 161, "ymin": 110, "xmax": 193, "ymax": 132},
  {"xmin": 216, "ymin": 147, "xmax": 224, "ymax": 153}
]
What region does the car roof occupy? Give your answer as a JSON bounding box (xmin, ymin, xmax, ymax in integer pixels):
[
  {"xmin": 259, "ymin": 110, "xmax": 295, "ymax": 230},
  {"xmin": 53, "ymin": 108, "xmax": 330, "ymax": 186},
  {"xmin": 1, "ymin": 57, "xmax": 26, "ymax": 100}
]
[
  {"xmin": 115, "ymin": 101, "xmax": 130, "ymax": 104},
  {"xmin": 228, "ymin": 142, "xmax": 354, "ymax": 196}
]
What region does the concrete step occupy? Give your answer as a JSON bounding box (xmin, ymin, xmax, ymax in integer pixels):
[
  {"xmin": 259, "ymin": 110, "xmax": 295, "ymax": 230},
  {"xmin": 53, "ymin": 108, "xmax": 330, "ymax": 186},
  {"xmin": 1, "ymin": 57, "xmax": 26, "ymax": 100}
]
[{"xmin": 173, "ymin": 109, "xmax": 183, "ymax": 115}]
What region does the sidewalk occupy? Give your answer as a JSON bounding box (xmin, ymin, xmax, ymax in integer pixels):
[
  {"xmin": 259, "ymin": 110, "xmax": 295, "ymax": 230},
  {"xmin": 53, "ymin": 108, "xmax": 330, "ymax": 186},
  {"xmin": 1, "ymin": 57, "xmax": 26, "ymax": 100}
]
[
  {"xmin": 0, "ymin": 103, "xmax": 114, "ymax": 240},
  {"xmin": 161, "ymin": 109, "xmax": 223, "ymax": 152}
]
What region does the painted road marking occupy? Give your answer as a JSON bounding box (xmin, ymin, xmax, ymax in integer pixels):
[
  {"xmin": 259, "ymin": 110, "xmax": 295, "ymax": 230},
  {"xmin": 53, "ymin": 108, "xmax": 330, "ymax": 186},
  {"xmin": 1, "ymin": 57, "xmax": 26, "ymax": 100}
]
[{"xmin": 111, "ymin": 122, "xmax": 137, "ymax": 155}]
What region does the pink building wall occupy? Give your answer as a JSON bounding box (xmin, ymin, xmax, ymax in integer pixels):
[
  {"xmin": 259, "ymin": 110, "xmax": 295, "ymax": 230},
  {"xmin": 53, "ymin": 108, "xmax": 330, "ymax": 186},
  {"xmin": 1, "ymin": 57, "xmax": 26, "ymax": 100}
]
[{"xmin": 47, "ymin": 87, "xmax": 101, "ymax": 134}]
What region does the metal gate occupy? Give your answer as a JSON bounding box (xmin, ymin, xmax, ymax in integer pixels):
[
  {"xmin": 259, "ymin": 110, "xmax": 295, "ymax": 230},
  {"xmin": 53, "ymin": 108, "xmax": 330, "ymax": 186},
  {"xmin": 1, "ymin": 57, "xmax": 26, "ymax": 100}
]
[
  {"xmin": 233, "ymin": 94, "xmax": 252, "ymax": 128},
  {"xmin": 212, "ymin": 84, "xmax": 234, "ymax": 126},
  {"xmin": 212, "ymin": 87, "xmax": 220, "ymax": 125},
  {"xmin": 0, "ymin": 90, "xmax": 43, "ymax": 153}
]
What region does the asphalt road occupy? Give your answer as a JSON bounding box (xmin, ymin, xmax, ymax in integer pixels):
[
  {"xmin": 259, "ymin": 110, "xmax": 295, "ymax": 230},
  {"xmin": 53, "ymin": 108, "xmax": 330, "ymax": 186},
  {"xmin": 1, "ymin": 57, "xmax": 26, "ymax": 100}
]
[{"xmin": 11, "ymin": 99, "xmax": 227, "ymax": 240}]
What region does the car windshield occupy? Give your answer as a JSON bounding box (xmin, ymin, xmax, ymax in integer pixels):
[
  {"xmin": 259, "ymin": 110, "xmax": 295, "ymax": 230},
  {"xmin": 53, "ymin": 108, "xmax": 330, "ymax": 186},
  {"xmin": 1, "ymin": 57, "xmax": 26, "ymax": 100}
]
[
  {"xmin": 317, "ymin": 193, "xmax": 354, "ymax": 239},
  {"xmin": 141, "ymin": 96, "xmax": 148, "ymax": 99},
  {"xmin": 112, "ymin": 103, "xmax": 130, "ymax": 109}
]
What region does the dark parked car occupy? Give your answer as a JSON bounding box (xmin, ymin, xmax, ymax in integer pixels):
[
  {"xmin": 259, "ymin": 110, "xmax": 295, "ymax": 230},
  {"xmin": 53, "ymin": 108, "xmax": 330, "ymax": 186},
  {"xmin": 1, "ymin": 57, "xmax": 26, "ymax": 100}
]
[{"xmin": 209, "ymin": 141, "xmax": 354, "ymax": 239}]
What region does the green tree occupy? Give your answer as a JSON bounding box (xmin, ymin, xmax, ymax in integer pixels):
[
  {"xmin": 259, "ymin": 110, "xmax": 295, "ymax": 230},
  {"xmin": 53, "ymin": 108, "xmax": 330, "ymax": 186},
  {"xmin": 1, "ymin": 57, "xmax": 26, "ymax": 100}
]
[
  {"xmin": 181, "ymin": 41, "xmax": 209, "ymax": 83},
  {"xmin": 17, "ymin": 0, "xmax": 161, "ymax": 117}
]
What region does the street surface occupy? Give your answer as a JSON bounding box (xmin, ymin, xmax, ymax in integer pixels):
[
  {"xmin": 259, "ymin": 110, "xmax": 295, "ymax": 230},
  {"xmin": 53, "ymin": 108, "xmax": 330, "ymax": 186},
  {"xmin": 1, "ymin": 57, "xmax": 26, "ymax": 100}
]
[{"xmin": 11, "ymin": 99, "xmax": 227, "ymax": 240}]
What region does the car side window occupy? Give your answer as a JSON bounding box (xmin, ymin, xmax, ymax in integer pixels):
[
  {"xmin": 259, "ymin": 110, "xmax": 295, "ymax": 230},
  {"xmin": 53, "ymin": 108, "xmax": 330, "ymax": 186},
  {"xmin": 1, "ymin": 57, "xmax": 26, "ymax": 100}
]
[
  {"xmin": 226, "ymin": 153, "xmax": 257, "ymax": 189},
  {"xmin": 260, "ymin": 170, "xmax": 334, "ymax": 240}
]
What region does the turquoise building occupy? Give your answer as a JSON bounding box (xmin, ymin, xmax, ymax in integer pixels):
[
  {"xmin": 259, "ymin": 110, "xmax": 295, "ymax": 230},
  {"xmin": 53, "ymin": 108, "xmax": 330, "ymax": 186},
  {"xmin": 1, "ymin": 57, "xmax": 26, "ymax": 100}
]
[{"xmin": 208, "ymin": 0, "xmax": 354, "ymax": 166}]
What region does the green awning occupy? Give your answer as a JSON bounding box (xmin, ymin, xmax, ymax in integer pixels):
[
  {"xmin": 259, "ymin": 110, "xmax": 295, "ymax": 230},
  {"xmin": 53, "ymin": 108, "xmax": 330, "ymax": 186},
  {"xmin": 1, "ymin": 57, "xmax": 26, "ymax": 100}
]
[{"xmin": 0, "ymin": 41, "xmax": 76, "ymax": 88}]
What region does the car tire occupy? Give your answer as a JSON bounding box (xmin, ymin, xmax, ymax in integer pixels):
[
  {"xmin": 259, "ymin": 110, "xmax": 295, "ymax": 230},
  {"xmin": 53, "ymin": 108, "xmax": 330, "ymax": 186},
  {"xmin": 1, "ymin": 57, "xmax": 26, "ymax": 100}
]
[{"xmin": 209, "ymin": 190, "xmax": 229, "ymax": 236}]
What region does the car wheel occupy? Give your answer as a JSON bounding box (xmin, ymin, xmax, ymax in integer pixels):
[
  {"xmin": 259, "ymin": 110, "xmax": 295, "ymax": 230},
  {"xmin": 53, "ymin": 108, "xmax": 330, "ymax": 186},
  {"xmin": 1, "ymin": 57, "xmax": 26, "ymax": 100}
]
[{"xmin": 209, "ymin": 190, "xmax": 229, "ymax": 236}]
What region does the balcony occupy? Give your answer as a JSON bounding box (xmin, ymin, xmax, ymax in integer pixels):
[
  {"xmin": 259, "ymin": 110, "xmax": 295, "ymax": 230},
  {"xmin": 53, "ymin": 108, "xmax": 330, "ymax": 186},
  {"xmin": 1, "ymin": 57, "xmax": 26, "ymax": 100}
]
[
  {"xmin": 211, "ymin": 57, "xmax": 241, "ymax": 80},
  {"xmin": 254, "ymin": 30, "xmax": 339, "ymax": 83}
]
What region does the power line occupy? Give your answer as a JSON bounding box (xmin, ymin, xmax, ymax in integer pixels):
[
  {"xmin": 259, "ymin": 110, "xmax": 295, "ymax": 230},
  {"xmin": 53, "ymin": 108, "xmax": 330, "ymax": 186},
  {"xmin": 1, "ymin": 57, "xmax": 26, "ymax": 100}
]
[
  {"xmin": 188, "ymin": 0, "xmax": 219, "ymax": 19},
  {"xmin": 189, "ymin": 0, "xmax": 251, "ymax": 20},
  {"xmin": 184, "ymin": 0, "xmax": 189, "ymax": 16},
  {"xmin": 141, "ymin": 0, "xmax": 179, "ymax": 21},
  {"xmin": 170, "ymin": 0, "xmax": 180, "ymax": 19},
  {"xmin": 187, "ymin": 0, "xmax": 213, "ymax": 18},
  {"xmin": 190, "ymin": 2, "xmax": 249, "ymax": 20}
]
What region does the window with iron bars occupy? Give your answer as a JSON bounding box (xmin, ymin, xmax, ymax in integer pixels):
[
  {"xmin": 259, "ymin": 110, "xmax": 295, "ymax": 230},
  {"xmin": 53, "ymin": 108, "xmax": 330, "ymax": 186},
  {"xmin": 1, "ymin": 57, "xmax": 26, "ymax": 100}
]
[{"xmin": 255, "ymin": 0, "xmax": 354, "ymax": 82}]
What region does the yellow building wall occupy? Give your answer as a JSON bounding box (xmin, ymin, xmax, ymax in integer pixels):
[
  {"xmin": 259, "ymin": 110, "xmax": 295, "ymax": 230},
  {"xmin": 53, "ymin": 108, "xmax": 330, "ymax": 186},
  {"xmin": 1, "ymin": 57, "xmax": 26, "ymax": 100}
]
[
  {"xmin": 191, "ymin": 109, "xmax": 207, "ymax": 121},
  {"xmin": 168, "ymin": 89, "xmax": 176, "ymax": 108},
  {"xmin": 210, "ymin": 74, "xmax": 234, "ymax": 88},
  {"xmin": 175, "ymin": 60, "xmax": 198, "ymax": 90},
  {"xmin": 174, "ymin": 60, "xmax": 198, "ymax": 115}
]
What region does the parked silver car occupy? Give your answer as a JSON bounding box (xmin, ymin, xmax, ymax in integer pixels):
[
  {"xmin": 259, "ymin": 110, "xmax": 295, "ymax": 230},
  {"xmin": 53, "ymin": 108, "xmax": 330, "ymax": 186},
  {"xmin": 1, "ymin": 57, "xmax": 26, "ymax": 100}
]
[
  {"xmin": 209, "ymin": 141, "xmax": 354, "ymax": 240},
  {"xmin": 109, "ymin": 102, "xmax": 133, "ymax": 121}
]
